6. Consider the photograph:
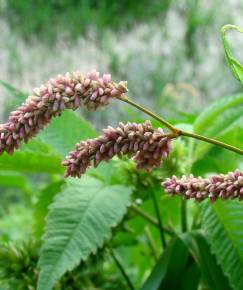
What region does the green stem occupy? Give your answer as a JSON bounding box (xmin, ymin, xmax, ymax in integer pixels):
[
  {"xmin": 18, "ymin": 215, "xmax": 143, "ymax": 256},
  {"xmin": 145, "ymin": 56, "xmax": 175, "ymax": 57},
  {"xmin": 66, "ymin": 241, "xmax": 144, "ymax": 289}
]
[
  {"xmin": 109, "ymin": 247, "xmax": 135, "ymax": 290},
  {"xmin": 181, "ymin": 201, "xmax": 187, "ymax": 232},
  {"xmin": 150, "ymin": 188, "xmax": 166, "ymax": 248},
  {"xmin": 131, "ymin": 204, "xmax": 173, "ymax": 236},
  {"xmin": 118, "ymin": 96, "xmax": 243, "ymax": 155},
  {"xmin": 180, "ymin": 131, "xmax": 243, "ymax": 155},
  {"xmin": 145, "ymin": 226, "xmax": 159, "ymax": 261},
  {"xmin": 118, "ymin": 95, "xmax": 178, "ymax": 132}
]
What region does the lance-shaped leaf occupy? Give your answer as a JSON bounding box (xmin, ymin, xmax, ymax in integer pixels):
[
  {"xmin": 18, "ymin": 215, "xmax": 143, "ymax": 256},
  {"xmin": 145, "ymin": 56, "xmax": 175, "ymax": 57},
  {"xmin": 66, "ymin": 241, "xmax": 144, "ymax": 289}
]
[
  {"xmin": 200, "ymin": 201, "xmax": 243, "ymax": 290},
  {"xmin": 37, "ymin": 176, "xmax": 132, "ymax": 290}
]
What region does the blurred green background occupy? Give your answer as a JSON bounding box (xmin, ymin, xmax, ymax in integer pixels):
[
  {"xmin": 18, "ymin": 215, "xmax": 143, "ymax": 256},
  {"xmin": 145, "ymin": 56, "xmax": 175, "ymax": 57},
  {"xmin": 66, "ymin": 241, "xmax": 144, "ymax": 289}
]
[{"xmin": 0, "ymin": 0, "xmax": 242, "ymax": 127}]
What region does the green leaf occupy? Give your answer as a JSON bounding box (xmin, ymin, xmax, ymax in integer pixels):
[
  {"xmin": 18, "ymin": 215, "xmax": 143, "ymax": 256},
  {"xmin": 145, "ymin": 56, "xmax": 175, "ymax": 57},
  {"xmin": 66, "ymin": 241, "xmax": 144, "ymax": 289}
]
[
  {"xmin": 221, "ymin": 24, "xmax": 243, "ymax": 84},
  {"xmin": 193, "ymin": 94, "xmax": 243, "ymax": 157},
  {"xmin": 0, "ymin": 170, "xmax": 31, "ymax": 192},
  {"xmin": 200, "ymin": 200, "xmax": 243, "ymax": 290},
  {"xmin": 192, "ymin": 147, "xmax": 240, "ymax": 175},
  {"xmin": 194, "ymin": 94, "xmax": 243, "ymax": 134},
  {"xmin": 38, "ymin": 110, "xmax": 97, "ymax": 157},
  {"xmin": 33, "ymin": 180, "xmax": 65, "ymax": 238},
  {"xmin": 140, "ymin": 237, "xmax": 189, "ymax": 290},
  {"xmin": 181, "ymin": 231, "xmax": 231, "ymax": 290},
  {"xmin": 0, "ymin": 139, "xmax": 63, "ymax": 174},
  {"xmin": 37, "ymin": 176, "xmax": 132, "ymax": 290},
  {"xmin": 180, "ymin": 263, "xmax": 200, "ymax": 290}
]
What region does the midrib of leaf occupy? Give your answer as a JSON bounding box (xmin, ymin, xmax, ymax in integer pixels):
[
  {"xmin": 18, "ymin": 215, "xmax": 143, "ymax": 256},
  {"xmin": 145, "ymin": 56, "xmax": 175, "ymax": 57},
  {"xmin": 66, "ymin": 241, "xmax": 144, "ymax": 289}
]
[
  {"xmin": 38, "ymin": 177, "xmax": 132, "ymax": 290},
  {"xmin": 47, "ymin": 182, "xmax": 105, "ymax": 279}
]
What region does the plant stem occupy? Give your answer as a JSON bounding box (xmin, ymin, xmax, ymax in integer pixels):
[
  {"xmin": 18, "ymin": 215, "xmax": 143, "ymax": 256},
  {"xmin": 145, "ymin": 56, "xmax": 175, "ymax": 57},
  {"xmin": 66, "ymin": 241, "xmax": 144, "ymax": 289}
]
[
  {"xmin": 118, "ymin": 95, "xmax": 178, "ymax": 132},
  {"xmin": 181, "ymin": 201, "xmax": 187, "ymax": 232},
  {"xmin": 180, "ymin": 131, "xmax": 243, "ymax": 155},
  {"xmin": 109, "ymin": 247, "xmax": 135, "ymax": 290},
  {"xmin": 118, "ymin": 95, "xmax": 243, "ymax": 155},
  {"xmin": 150, "ymin": 188, "xmax": 166, "ymax": 248},
  {"xmin": 131, "ymin": 204, "xmax": 173, "ymax": 236},
  {"xmin": 145, "ymin": 226, "xmax": 159, "ymax": 261}
]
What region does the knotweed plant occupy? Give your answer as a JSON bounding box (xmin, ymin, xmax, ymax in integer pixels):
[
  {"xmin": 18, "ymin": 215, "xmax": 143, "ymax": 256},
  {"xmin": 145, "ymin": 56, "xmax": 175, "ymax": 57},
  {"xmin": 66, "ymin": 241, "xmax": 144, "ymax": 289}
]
[
  {"xmin": 1, "ymin": 24, "xmax": 243, "ymax": 290},
  {"xmin": 1, "ymin": 69, "xmax": 242, "ymax": 192}
]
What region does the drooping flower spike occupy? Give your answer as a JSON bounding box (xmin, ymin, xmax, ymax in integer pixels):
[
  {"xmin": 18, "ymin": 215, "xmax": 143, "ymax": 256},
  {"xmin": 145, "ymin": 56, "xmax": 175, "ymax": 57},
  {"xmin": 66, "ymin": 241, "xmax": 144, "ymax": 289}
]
[
  {"xmin": 0, "ymin": 70, "xmax": 127, "ymax": 154},
  {"xmin": 63, "ymin": 120, "xmax": 172, "ymax": 178},
  {"xmin": 162, "ymin": 170, "xmax": 243, "ymax": 202}
]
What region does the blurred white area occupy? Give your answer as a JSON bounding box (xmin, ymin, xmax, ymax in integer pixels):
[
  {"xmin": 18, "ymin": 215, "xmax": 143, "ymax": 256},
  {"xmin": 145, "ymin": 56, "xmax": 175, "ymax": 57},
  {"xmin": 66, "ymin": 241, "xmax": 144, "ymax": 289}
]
[{"xmin": 0, "ymin": 0, "xmax": 242, "ymax": 123}]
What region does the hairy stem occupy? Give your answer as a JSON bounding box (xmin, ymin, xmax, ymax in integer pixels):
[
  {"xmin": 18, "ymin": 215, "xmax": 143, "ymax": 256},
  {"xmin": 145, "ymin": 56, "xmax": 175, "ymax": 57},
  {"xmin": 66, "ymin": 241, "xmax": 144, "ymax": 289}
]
[
  {"xmin": 109, "ymin": 247, "xmax": 135, "ymax": 290},
  {"xmin": 118, "ymin": 95, "xmax": 243, "ymax": 155}
]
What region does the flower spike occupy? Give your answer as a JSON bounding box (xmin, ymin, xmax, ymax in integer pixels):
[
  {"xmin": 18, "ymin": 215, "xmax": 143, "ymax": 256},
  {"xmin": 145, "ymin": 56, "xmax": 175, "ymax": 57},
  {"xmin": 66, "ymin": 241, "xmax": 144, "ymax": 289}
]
[
  {"xmin": 162, "ymin": 170, "xmax": 243, "ymax": 202},
  {"xmin": 63, "ymin": 120, "xmax": 172, "ymax": 178},
  {"xmin": 0, "ymin": 70, "xmax": 127, "ymax": 154}
]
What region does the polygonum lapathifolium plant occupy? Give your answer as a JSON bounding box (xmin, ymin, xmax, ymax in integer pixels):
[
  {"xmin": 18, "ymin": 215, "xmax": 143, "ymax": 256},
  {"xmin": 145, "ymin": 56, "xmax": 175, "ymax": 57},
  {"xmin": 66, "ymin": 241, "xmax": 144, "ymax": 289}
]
[
  {"xmin": 0, "ymin": 24, "xmax": 243, "ymax": 290},
  {"xmin": 62, "ymin": 120, "xmax": 172, "ymax": 177},
  {"xmin": 0, "ymin": 70, "xmax": 127, "ymax": 154}
]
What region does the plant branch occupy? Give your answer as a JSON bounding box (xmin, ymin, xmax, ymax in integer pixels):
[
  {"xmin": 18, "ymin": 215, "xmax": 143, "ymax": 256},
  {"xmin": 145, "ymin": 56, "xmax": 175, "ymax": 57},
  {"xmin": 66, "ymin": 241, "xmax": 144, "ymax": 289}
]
[
  {"xmin": 118, "ymin": 95, "xmax": 178, "ymax": 133},
  {"xmin": 180, "ymin": 131, "xmax": 243, "ymax": 155},
  {"xmin": 144, "ymin": 226, "xmax": 158, "ymax": 261},
  {"xmin": 131, "ymin": 204, "xmax": 173, "ymax": 236},
  {"xmin": 150, "ymin": 188, "xmax": 166, "ymax": 248},
  {"xmin": 118, "ymin": 95, "xmax": 243, "ymax": 155},
  {"xmin": 181, "ymin": 201, "xmax": 187, "ymax": 232},
  {"xmin": 109, "ymin": 247, "xmax": 135, "ymax": 290}
]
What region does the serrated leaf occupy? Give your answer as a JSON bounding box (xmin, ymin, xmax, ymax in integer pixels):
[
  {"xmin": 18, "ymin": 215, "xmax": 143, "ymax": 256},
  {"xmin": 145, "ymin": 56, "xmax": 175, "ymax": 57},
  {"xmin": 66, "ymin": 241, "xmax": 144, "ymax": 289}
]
[
  {"xmin": 200, "ymin": 201, "xmax": 243, "ymax": 290},
  {"xmin": 38, "ymin": 110, "xmax": 97, "ymax": 157},
  {"xmin": 221, "ymin": 24, "xmax": 243, "ymax": 84},
  {"xmin": 37, "ymin": 176, "xmax": 132, "ymax": 290},
  {"xmin": 194, "ymin": 94, "xmax": 243, "ymax": 134},
  {"xmin": 193, "ymin": 94, "xmax": 243, "ymax": 157},
  {"xmin": 181, "ymin": 231, "xmax": 231, "ymax": 290}
]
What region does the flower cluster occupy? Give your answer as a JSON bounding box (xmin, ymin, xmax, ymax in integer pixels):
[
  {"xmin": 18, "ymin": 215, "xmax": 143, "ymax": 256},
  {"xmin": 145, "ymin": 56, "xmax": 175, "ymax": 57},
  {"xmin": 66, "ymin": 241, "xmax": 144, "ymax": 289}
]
[
  {"xmin": 0, "ymin": 70, "xmax": 127, "ymax": 154},
  {"xmin": 162, "ymin": 170, "xmax": 243, "ymax": 202},
  {"xmin": 63, "ymin": 120, "xmax": 172, "ymax": 177}
]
